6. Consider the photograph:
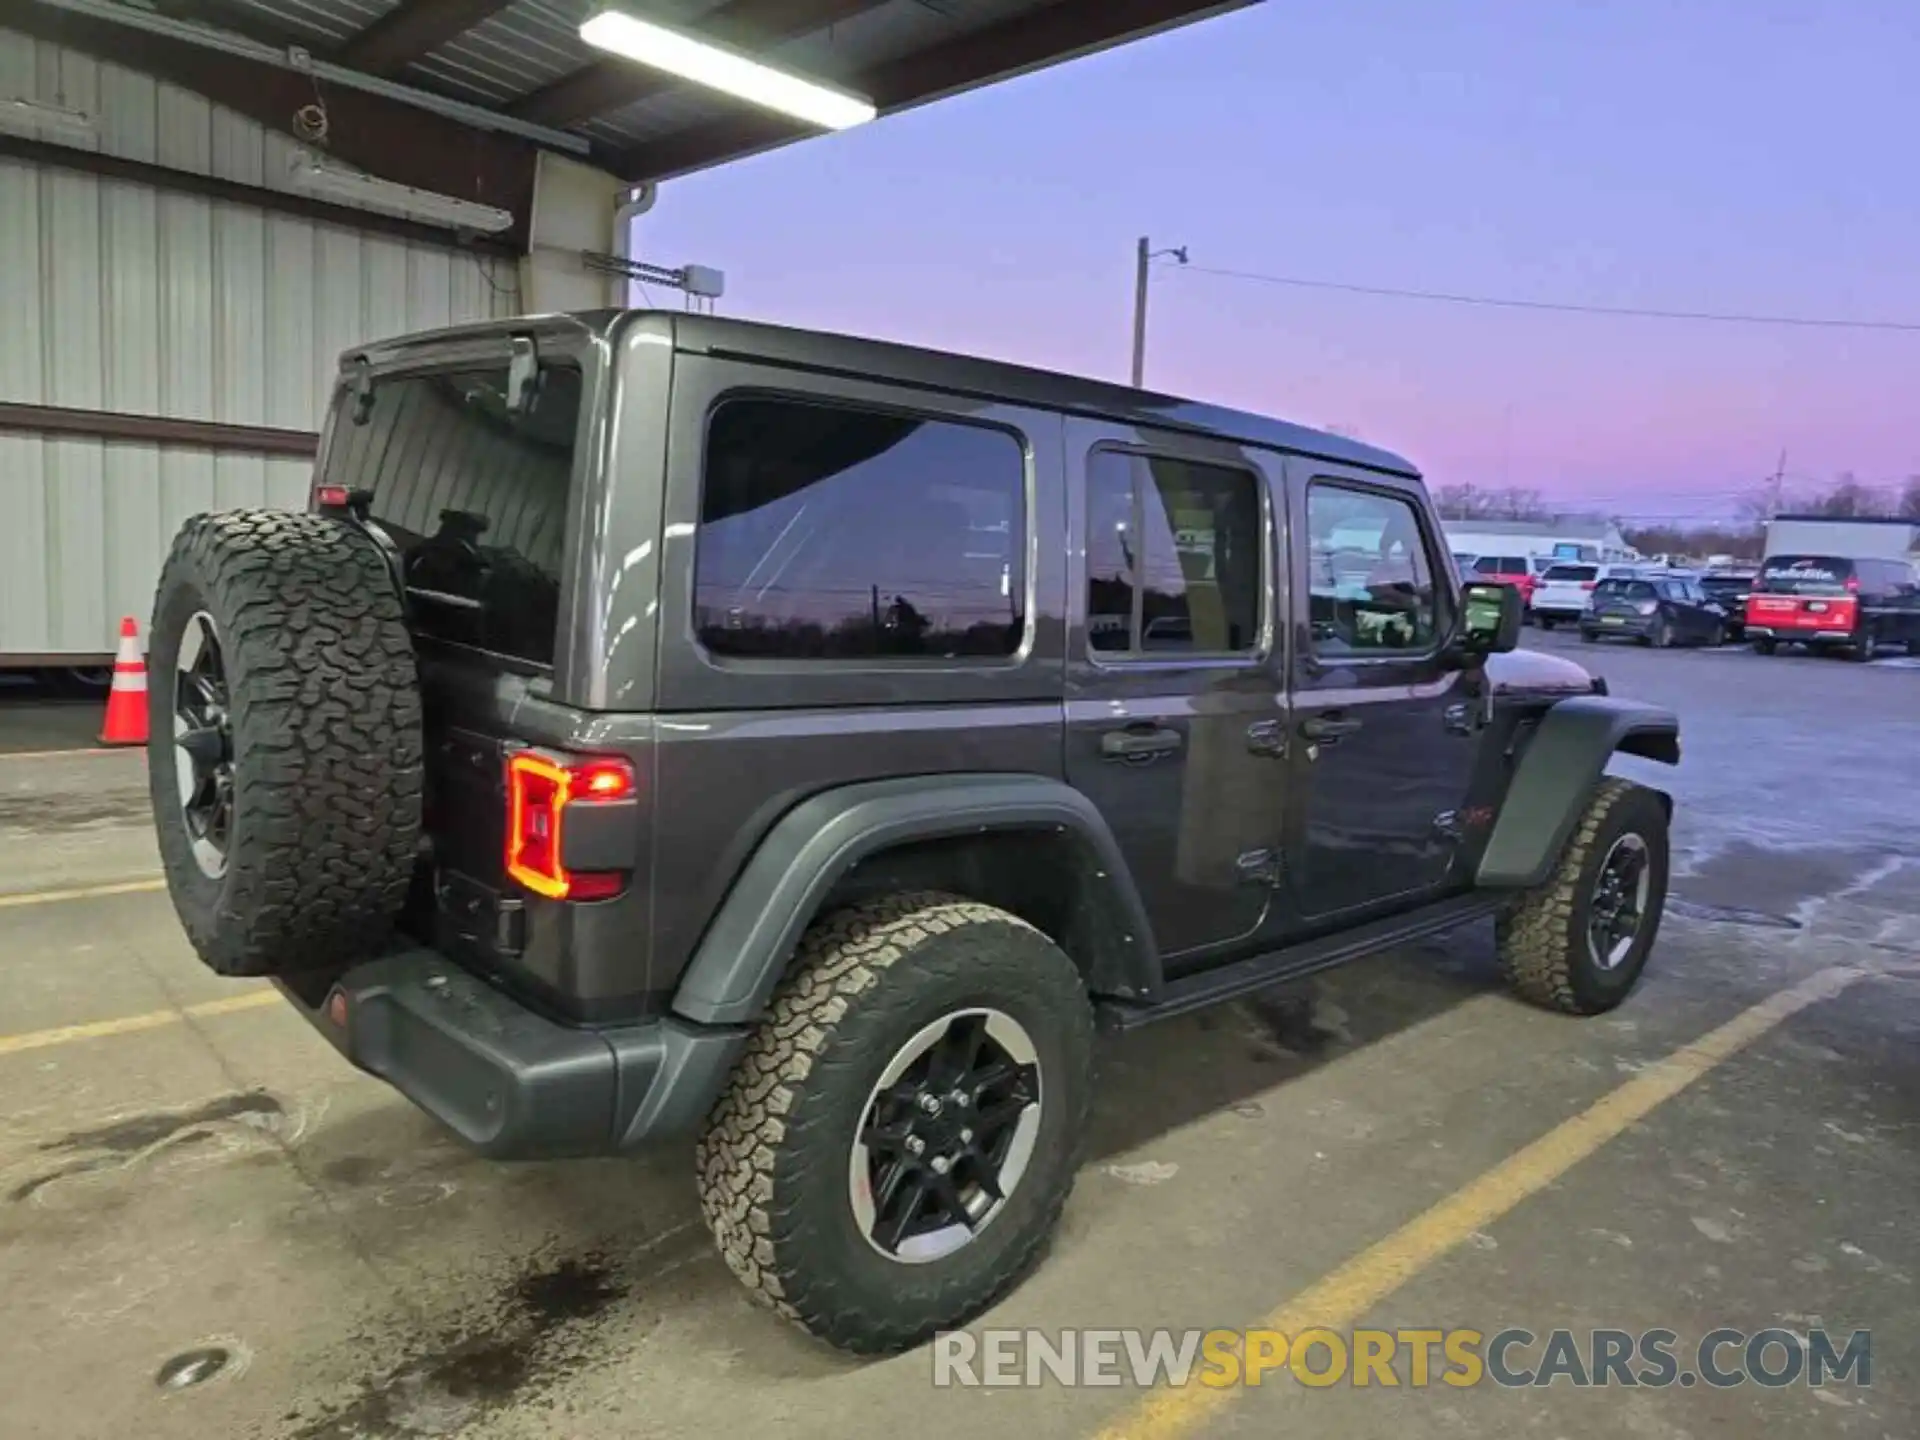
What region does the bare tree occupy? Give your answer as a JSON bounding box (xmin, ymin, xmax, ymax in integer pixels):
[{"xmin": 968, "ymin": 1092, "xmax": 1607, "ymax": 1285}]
[
  {"xmin": 1432, "ymin": 483, "xmax": 1550, "ymax": 521},
  {"xmin": 1901, "ymin": 476, "xmax": 1920, "ymax": 520}
]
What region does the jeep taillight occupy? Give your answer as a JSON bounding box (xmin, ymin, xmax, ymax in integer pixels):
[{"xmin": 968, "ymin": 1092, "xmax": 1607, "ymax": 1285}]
[{"xmin": 505, "ymin": 751, "xmax": 636, "ymax": 901}]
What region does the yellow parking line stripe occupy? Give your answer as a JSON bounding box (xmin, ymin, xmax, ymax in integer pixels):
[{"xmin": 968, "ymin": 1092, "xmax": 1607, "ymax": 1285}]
[
  {"xmin": 1093, "ymin": 964, "xmax": 1866, "ymax": 1440},
  {"xmin": 0, "ymin": 990, "xmax": 280, "ymax": 1058},
  {"xmin": 0, "ymin": 879, "xmax": 166, "ymax": 910}
]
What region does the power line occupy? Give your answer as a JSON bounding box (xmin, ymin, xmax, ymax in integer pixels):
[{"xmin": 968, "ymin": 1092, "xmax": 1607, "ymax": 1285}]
[{"xmin": 1172, "ymin": 264, "xmax": 1920, "ymax": 333}]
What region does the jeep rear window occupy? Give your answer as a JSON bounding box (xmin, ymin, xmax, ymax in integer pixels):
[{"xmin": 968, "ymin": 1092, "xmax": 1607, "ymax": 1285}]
[
  {"xmin": 1542, "ymin": 564, "xmax": 1598, "ymax": 582},
  {"xmin": 1756, "ymin": 556, "xmax": 1854, "ymax": 595},
  {"xmin": 694, "ymin": 396, "xmax": 1026, "ymax": 660},
  {"xmin": 319, "ymin": 363, "xmax": 582, "ymax": 667}
]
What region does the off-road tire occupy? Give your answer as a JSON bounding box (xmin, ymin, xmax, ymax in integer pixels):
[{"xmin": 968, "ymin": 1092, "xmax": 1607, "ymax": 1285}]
[
  {"xmin": 696, "ymin": 892, "xmax": 1094, "ymax": 1354},
  {"xmin": 1497, "ymin": 778, "xmax": 1669, "ymax": 1015},
  {"xmin": 148, "ymin": 511, "xmax": 422, "ymax": 977}
]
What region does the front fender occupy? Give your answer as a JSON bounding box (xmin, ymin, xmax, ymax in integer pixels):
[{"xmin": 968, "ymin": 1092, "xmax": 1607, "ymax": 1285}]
[
  {"xmin": 670, "ymin": 773, "xmax": 1159, "ymax": 1026},
  {"xmin": 1478, "ymin": 696, "xmax": 1679, "ymax": 889}
]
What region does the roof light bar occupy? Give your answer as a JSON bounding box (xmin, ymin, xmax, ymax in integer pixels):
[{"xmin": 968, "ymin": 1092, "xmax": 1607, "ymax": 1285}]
[
  {"xmin": 578, "ymin": 9, "xmax": 877, "ymax": 131},
  {"xmin": 287, "ymin": 151, "xmax": 514, "ymax": 234}
]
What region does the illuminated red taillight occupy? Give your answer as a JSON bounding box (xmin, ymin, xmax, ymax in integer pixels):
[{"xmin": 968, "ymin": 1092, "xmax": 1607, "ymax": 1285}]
[
  {"xmin": 505, "ymin": 751, "xmax": 636, "ymax": 901},
  {"xmin": 1844, "ymin": 576, "xmax": 1860, "ymax": 593},
  {"xmin": 1580, "ymin": 581, "xmax": 1596, "ymax": 591},
  {"xmin": 314, "ymin": 483, "xmax": 350, "ymax": 508}
]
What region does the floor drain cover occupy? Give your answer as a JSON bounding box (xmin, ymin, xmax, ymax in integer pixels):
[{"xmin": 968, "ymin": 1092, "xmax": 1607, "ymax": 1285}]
[
  {"xmin": 155, "ymin": 1347, "xmax": 231, "ymax": 1392},
  {"xmin": 1667, "ymin": 898, "xmax": 1802, "ymax": 930}
]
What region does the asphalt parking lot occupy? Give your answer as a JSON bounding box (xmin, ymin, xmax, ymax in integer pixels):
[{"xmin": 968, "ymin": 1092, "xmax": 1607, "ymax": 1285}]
[{"xmin": 3, "ymin": 632, "xmax": 1918, "ymax": 1440}]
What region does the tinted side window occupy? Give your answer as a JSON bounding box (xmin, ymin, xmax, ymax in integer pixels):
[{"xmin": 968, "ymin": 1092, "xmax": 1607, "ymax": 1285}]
[
  {"xmin": 694, "ymin": 397, "xmax": 1026, "ymax": 660},
  {"xmin": 1084, "ymin": 450, "xmax": 1262, "ymax": 656},
  {"xmin": 1306, "ymin": 484, "xmax": 1441, "ymax": 656}
]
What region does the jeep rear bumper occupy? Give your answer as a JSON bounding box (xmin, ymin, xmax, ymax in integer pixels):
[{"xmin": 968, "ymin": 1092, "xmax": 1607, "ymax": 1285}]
[
  {"xmin": 277, "ymin": 950, "xmax": 746, "ymax": 1159},
  {"xmin": 1745, "ymin": 625, "xmax": 1854, "ymax": 643}
]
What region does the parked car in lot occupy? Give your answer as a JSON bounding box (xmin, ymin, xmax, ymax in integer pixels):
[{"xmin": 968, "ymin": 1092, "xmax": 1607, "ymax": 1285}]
[
  {"xmin": 1699, "ymin": 569, "xmax": 1757, "ymax": 641},
  {"xmin": 1531, "ymin": 562, "xmax": 1653, "ymax": 628},
  {"xmin": 1467, "ymin": 553, "xmax": 1542, "ymax": 609},
  {"xmin": 1581, "ymin": 573, "xmax": 1730, "ymax": 647},
  {"xmin": 141, "ymin": 310, "xmax": 1680, "ymax": 1356},
  {"xmin": 1745, "ymin": 555, "xmax": 1920, "ymax": 660}
]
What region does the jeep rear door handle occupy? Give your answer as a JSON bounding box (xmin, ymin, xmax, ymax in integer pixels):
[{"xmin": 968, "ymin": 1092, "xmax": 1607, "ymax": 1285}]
[
  {"xmin": 1300, "ymin": 715, "xmax": 1363, "ymax": 742},
  {"xmin": 1101, "ymin": 725, "xmax": 1183, "ymax": 760}
]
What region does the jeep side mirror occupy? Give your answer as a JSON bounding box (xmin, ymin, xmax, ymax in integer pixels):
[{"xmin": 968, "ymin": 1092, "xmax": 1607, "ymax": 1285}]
[{"xmin": 1458, "ymin": 581, "xmax": 1522, "ymax": 655}]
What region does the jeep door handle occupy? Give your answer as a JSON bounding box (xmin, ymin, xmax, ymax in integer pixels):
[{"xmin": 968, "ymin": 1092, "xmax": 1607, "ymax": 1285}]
[
  {"xmin": 1101, "ymin": 725, "xmax": 1183, "ymax": 760},
  {"xmin": 1300, "ymin": 715, "xmax": 1363, "ymax": 742}
]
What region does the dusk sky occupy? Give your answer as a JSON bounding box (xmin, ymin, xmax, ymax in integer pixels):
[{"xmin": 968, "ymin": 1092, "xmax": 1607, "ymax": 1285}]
[{"xmin": 636, "ymin": 0, "xmax": 1919, "ymax": 521}]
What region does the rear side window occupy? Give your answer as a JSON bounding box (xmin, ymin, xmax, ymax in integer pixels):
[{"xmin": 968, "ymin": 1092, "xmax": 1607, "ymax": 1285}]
[
  {"xmin": 1086, "ymin": 451, "xmax": 1263, "ymax": 656},
  {"xmin": 1472, "ymin": 555, "xmax": 1526, "ymax": 575},
  {"xmin": 694, "ymin": 396, "xmax": 1026, "ymax": 660},
  {"xmin": 1543, "ymin": 564, "xmax": 1597, "ymax": 582},
  {"xmin": 320, "ymin": 363, "xmax": 581, "ymax": 666},
  {"xmin": 1595, "ymin": 579, "xmax": 1655, "ymax": 600},
  {"xmin": 1756, "ymin": 556, "xmax": 1854, "ymax": 595}
]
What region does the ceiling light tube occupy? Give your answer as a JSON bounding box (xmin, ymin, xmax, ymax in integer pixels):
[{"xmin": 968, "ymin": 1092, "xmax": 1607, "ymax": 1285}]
[
  {"xmin": 579, "ymin": 9, "xmax": 877, "ymax": 131},
  {"xmin": 0, "ymin": 95, "xmax": 99, "ymax": 140},
  {"xmin": 287, "ymin": 151, "xmax": 514, "ymax": 234}
]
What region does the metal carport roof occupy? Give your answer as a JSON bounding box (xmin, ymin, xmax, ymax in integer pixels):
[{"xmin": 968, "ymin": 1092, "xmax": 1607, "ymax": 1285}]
[{"xmin": 9, "ymin": 0, "xmax": 1257, "ymax": 247}]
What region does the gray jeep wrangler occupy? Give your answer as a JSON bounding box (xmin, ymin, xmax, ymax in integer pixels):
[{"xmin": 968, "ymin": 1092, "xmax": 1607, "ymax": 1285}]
[{"xmin": 147, "ymin": 310, "xmax": 1679, "ymax": 1354}]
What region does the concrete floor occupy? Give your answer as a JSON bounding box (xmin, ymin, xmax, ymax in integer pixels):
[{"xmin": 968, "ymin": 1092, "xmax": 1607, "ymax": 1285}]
[{"xmin": 2, "ymin": 633, "xmax": 1918, "ymax": 1439}]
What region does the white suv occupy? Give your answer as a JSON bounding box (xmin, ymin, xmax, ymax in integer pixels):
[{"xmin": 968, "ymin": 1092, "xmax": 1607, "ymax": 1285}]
[{"xmin": 1533, "ymin": 562, "xmax": 1648, "ymax": 628}]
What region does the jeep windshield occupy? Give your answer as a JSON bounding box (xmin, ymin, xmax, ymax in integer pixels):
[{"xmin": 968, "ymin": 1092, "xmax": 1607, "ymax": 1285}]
[
  {"xmin": 317, "ymin": 363, "xmax": 583, "ymax": 667},
  {"xmin": 1754, "ymin": 555, "xmax": 1854, "ymax": 597}
]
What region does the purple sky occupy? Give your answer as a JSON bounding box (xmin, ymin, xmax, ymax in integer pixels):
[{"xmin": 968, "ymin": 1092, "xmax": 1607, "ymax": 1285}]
[{"xmin": 636, "ymin": 0, "xmax": 1919, "ymax": 520}]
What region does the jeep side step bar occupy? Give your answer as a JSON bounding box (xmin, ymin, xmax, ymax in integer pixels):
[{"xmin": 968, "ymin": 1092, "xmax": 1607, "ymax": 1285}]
[{"xmin": 1095, "ymin": 891, "xmax": 1506, "ymax": 1033}]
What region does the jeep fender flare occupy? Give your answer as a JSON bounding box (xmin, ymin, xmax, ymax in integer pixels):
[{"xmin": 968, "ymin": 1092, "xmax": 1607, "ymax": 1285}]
[
  {"xmin": 670, "ymin": 773, "xmax": 1160, "ymax": 1027},
  {"xmin": 1477, "ymin": 696, "xmax": 1680, "ymax": 889}
]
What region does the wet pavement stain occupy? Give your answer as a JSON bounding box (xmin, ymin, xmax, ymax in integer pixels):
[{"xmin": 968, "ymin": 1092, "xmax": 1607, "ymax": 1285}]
[
  {"xmin": 0, "ymin": 791, "xmax": 152, "ymax": 832},
  {"xmin": 9, "ymin": 1130, "xmax": 216, "ymax": 1203},
  {"xmin": 1666, "ymin": 898, "xmax": 1804, "ymax": 931},
  {"xmin": 1242, "ymin": 991, "xmax": 1341, "ymax": 1063},
  {"xmin": 38, "ymin": 1092, "xmax": 282, "ymax": 1155},
  {"xmin": 283, "ymin": 1254, "xmax": 629, "ymax": 1440},
  {"xmin": 9, "ymin": 1093, "xmax": 282, "ymax": 1204},
  {"xmin": 320, "ymin": 1155, "xmax": 386, "ymax": 1188}
]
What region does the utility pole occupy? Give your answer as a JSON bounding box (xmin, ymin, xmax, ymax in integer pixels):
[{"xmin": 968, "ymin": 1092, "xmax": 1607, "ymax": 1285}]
[
  {"xmin": 1130, "ymin": 236, "xmax": 1188, "ymax": 387},
  {"xmin": 1768, "ymin": 447, "xmax": 1787, "ymax": 518}
]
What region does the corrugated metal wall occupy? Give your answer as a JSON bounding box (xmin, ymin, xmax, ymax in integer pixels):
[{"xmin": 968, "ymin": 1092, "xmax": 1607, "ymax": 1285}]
[{"xmin": 0, "ymin": 25, "xmax": 520, "ymax": 658}]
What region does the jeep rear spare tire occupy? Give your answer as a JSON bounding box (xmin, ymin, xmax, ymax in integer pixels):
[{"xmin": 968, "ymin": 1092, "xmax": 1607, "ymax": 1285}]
[
  {"xmin": 148, "ymin": 510, "xmax": 423, "ymax": 977},
  {"xmin": 696, "ymin": 892, "xmax": 1094, "ymax": 1354}
]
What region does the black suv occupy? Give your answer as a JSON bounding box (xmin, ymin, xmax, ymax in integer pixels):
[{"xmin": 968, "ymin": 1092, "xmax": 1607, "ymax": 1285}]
[{"xmin": 146, "ymin": 312, "xmax": 1679, "ymax": 1354}]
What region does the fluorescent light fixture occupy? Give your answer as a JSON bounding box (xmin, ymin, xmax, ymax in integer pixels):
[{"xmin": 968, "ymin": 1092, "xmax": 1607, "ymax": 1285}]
[
  {"xmin": 0, "ymin": 95, "xmax": 98, "ymax": 140},
  {"xmin": 287, "ymin": 151, "xmax": 514, "ymax": 234},
  {"xmin": 579, "ymin": 9, "xmax": 876, "ymax": 131}
]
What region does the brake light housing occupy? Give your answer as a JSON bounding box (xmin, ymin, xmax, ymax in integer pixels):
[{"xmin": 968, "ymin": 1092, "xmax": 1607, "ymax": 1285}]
[{"xmin": 505, "ymin": 750, "xmax": 637, "ymax": 901}]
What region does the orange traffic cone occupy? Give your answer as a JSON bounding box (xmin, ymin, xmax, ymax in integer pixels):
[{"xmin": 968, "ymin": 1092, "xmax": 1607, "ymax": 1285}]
[{"xmin": 98, "ymin": 617, "xmax": 149, "ymax": 746}]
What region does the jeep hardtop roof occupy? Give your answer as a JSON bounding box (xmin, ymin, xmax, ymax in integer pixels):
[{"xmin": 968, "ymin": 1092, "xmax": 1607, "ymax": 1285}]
[{"xmin": 341, "ymin": 309, "xmax": 1421, "ymax": 481}]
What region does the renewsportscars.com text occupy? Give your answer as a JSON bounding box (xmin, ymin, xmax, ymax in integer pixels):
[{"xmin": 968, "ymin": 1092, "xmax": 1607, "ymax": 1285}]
[{"xmin": 931, "ymin": 1327, "xmax": 1871, "ymax": 1390}]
